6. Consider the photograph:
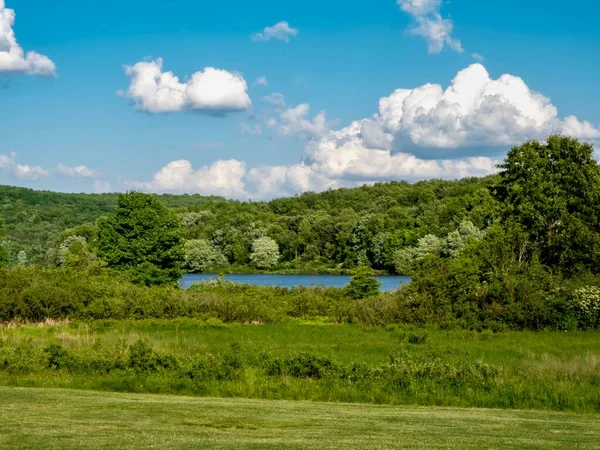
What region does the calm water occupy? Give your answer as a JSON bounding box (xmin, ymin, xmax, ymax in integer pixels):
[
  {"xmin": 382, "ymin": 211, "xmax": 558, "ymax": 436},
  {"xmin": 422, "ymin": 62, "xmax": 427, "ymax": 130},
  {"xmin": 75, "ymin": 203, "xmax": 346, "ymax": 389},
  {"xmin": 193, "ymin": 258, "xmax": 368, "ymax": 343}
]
[{"xmin": 180, "ymin": 273, "xmax": 411, "ymax": 292}]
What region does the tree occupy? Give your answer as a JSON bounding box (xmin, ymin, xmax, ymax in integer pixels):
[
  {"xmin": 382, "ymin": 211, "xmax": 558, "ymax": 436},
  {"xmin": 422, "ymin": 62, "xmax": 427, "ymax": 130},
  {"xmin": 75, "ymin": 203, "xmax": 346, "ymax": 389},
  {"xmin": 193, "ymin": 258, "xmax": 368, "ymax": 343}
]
[
  {"xmin": 345, "ymin": 265, "xmax": 381, "ymax": 299},
  {"xmin": 494, "ymin": 136, "xmax": 600, "ymax": 273},
  {"xmin": 57, "ymin": 235, "xmax": 96, "ymax": 268},
  {"xmin": 394, "ymin": 234, "xmax": 443, "ymax": 275},
  {"xmin": 97, "ymin": 191, "xmax": 184, "ymax": 285},
  {"xmin": 0, "ymin": 219, "xmax": 9, "ymax": 266},
  {"xmin": 184, "ymin": 239, "xmax": 228, "ymax": 273},
  {"xmin": 393, "ymin": 221, "xmax": 485, "ymax": 274},
  {"xmin": 17, "ymin": 250, "xmax": 27, "ymax": 266},
  {"xmin": 441, "ymin": 220, "xmax": 486, "ymax": 257},
  {"xmin": 250, "ymin": 236, "xmax": 280, "ymax": 269}
]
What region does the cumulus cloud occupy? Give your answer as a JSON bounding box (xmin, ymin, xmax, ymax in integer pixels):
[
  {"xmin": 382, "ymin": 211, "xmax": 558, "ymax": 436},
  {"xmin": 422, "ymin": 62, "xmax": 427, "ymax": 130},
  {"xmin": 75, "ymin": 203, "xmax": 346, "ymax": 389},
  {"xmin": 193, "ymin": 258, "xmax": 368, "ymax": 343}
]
[
  {"xmin": 240, "ymin": 122, "xmax": 262, "ymax": 137},
  {"xmin": 131, "ymin": 64, "xmax": 599, "ymax": 200},
  {"xmin": 374, "ymin": 64, "xmax": 599, "ymax": 151},
  {"xmin": 1, "ymin": 153, "xmax": 109, "ymax": 187},
  {"xmin": 121, "ymin": 58, "xmax": 251, "ymax": 114},
  {"xmin": 252, "ymin": 21, "xmax": 298, "ymax": 42},
  {"xmin": 397, "ymin": 0, "xmax": 463, "ymax": 53},
  {"xmin": 0, "ymin": 0, "xmax": 55, "ymax": 76},
  {"xmin": 56, "ymin": 163, "xmax": 101, "ymax": 179},
  {"xmin": 132, "ymin": 159, "xmax": 249, "ymax": 198},
  {"xmin": 0, "ymin": 153, "xmax": 49, "ymax": 180},
  {"xmin": 278, "ymin": 104, "xmax": 330, "ymax": 140}
]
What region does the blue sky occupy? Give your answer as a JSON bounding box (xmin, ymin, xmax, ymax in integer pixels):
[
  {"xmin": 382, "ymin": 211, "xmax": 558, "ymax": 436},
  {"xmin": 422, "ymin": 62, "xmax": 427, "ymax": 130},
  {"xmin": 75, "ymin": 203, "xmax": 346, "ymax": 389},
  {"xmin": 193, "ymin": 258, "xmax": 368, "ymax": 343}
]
[{"xmin": 1, "ymin": 0, "xmax": 599, "ymax": 198}]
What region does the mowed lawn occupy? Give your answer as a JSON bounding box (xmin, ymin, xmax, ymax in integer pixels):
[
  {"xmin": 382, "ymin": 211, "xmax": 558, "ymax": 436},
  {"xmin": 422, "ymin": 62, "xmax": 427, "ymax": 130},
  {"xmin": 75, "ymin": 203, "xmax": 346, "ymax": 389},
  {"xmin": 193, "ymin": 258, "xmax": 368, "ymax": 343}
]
[{"xmin": 0, "ymin": 387, "xmax": 598, "ymax": 449}]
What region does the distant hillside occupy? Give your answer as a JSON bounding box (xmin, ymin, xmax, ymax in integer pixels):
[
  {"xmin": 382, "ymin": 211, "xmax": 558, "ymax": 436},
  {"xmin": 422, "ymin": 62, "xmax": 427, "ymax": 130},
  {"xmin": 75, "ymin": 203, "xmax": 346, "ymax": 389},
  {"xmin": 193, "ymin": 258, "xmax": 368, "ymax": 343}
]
[{"xmin": 0, "ymin": 176, "xmax": 496, "ymax": 270}]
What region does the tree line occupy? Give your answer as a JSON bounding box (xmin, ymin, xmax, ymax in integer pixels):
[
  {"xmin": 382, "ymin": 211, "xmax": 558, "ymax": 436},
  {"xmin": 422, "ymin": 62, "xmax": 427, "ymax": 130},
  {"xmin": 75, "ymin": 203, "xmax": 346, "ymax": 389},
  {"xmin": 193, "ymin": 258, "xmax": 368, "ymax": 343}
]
[
  {"xmin": 0, "ymin": 169, "xmax": 496, "ymax": 276},
  {"xmin": 1, "ymin": 136, "xmax": 599, "ymax": 329}
]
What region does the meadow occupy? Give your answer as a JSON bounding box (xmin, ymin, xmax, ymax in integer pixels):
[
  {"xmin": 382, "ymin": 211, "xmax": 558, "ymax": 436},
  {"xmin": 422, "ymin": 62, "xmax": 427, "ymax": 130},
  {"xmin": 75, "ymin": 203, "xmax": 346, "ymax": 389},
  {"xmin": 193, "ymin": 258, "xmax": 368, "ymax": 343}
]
[
  {"xmin": 1, "ymin": 320, "xmax": 599, "ymax": 412},
  {"xmin": 2, "ymin": 387, "xmax": 599, "ymax": 449}
]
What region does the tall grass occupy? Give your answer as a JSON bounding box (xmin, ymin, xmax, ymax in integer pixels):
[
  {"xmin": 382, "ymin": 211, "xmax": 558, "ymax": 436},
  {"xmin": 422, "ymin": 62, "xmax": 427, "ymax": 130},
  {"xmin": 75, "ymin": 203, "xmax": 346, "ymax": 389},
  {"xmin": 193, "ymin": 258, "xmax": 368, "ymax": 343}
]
[{"xmin": 1, "ymin": 321, "xmax": 599, "ymax": 412}]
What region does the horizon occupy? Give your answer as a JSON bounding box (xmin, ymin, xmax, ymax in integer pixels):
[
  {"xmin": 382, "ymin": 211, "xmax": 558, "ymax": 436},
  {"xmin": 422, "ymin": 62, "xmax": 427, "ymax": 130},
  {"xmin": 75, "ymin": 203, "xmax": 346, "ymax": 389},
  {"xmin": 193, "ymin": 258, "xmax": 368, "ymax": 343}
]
[
  {"xmin": 0, "ymin": 170, "xmax": 497, "ymax": 201},
  {"xmin": 2, "ymin": 0, "xmax": 599, "ymax": 200}
]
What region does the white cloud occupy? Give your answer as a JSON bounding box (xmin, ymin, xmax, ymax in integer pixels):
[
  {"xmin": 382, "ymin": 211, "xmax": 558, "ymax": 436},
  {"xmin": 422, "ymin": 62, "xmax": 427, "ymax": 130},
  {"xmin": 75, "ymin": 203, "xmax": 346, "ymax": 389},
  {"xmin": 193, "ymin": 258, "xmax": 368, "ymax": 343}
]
[
  {"xmin": 56, "ymin": 163, "xmax": 101, "ymax": 179},
  {"xmin": 240, "ymin": 122, "xmax": 262, "ymax": 137},
  {"xmin": 472, "ymin": 53, "xmax": 484, "ymax": 62},
  {"xmin": 278, "ymin": 104, "xmax": 330, "ymax": 140},
  {"xmin": 0, "ymin": 1, "xmax": 55, "ymax": 76},
  {"xmin": 262, "ymin": 93, "xmax": 286, "ymax": 108},
  {"xmin": 301, "ymin": 120, "xmax": 498, "ymax": 181},
  {"xmin": 0, "ymin": 153, "xmax": 49, "ymax": 180},
  {"xmin": 559, "ymin": 115, "xmax": 600, "ymax": 141},
  {"xmin": 133, "ymin": 159, "xmax": 249, "ymax": 198},
  {"xmin": 121, "ymin": 58, "xmax": 251, "ymax": 114},
  {"xmin": 397, "ymin": 0, "xmax": 463, "ymax": 53},
  {"xmin": 0, "ymin": 153, "xmax": 110, "ymax": 187},
  {"xmin": 398, "ymin": 0, "xmax": 440, "ymax": 16},
  {"xmin": 252, "ymin": 21, "xmax": 298, "ymax": 43},
  {"xmin": 370, "ymin": 63, "xmax": 598, "ymax": 150},
  {"xmin": 131, "ymin": 64, "xmax": 599, "ymax": 200},
  {"xmin": 255, "ymin": 76, "xmax": 268, "ymax": 86}
]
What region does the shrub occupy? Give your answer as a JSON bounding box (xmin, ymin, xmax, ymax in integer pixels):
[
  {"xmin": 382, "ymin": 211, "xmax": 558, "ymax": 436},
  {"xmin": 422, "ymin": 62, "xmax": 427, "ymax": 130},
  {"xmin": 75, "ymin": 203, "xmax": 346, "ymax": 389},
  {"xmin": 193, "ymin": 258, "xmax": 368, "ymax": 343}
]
[
  {"xmin": 345, "ymin": 266, "xmax": 381, "ymax": 300},
  {"xmin": 571, "ymin": 286, "xmax": 600, "ymax": 329}
]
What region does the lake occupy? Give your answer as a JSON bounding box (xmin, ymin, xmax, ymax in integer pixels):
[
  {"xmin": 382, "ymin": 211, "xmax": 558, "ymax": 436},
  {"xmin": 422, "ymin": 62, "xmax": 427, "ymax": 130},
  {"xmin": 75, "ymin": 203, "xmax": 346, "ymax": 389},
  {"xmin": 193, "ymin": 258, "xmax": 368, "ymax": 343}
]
[{"xmin": 180, "ymin": 273, "xmax": 411, "ymax": 292}]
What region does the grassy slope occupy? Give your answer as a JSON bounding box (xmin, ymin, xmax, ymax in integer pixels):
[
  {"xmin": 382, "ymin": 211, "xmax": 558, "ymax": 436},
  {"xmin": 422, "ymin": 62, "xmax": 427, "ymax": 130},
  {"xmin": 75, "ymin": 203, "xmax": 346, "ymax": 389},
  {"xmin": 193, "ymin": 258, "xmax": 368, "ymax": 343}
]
[{"xmin": 0, "ymin": 387, "xmax": 598, "ymax": 450}]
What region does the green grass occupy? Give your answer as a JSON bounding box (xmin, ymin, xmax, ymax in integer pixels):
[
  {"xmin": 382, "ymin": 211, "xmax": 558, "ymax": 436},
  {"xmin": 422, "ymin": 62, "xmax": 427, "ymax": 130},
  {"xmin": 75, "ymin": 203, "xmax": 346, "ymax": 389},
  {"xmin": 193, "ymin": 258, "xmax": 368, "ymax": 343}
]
[
  {"xmin": 5, "ymin": 319, "xmax": 598, "ymax": 366},
  {"xmin": 1, "ymin": 387, "xmax": 599, "ymax": 449},
  {"xmin": 1, "ymin": 321, "xmax": 599, "ymax": 412}
]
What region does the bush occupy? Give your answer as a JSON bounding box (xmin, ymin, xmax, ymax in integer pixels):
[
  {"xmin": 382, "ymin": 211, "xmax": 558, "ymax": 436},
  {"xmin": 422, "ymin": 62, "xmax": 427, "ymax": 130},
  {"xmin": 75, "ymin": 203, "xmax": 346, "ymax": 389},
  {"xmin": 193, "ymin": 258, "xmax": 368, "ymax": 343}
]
[
  {"xmin": 571, "ymin": 286, "xmax": 600, "ymax": 329},
  {"xmin": 345, "ymin": 266, "xmax": 381, "ymax": 300},
  {"xmin": 1, "ymin": 264, "xmax": 597, "ymax": 331}
]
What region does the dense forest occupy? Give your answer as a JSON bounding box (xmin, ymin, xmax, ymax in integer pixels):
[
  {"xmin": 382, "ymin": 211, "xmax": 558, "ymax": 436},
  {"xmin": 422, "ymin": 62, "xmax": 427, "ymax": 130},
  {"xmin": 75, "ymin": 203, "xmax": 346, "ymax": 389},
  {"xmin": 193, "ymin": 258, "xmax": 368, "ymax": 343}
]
[
  {"xmin": 1, "ymin": 136, "xmax": 600, "ymax": 330},
  {"xmin": 0, "ymin": 174, "xmax": 496, "ymax": 274}
]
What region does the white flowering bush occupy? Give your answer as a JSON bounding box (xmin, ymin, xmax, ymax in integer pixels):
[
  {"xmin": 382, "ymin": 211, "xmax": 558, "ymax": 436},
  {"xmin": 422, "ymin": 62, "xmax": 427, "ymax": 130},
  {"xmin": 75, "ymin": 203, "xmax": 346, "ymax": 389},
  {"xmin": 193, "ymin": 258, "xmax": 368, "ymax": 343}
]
[
  {"xmin": 250, "ymin": 237, "xmax": 280, "ymax": 269},
  {"xmin": 184, "ymin": 239, "xmax": 228, "ymax": 273},
  {"xmin": 571, "ymin": 286, "xmax": 600, "ymax": 328}
]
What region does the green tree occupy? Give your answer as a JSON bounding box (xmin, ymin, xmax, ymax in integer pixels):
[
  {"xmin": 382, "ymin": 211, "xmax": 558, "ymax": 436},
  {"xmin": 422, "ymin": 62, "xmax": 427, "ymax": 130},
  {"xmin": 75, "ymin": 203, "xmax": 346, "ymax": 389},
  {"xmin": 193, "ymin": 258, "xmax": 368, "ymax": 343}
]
[
  {"xmin": 441, "ymin": 220, "xmax": 486, "ymax": 257},
  {"xmin": 394, "ymin": 234, "xmax": 444, "ymax": 275},
  {"xmin": 250, "ymin": 236, "xmax": 280, "ymax": 269},
  {"xmin": 96, "ymin": 191, "xmax": 184, "ymax": 285},
  {"xmin": 345, "ymin": 265, "xmax": 381, "ymax": 299},
  {"xmin": 184, "ymin": 239, "xmax": 228, "ymax": 273},
  {"xmin": 57, "ymin": 235, "xmax": 96, "ymax": 268},
  {"xmin": 0, "ymin": 218, "xmax": 9, "ymax": 266},
  {"xmin": 494, "ymin": 136, "xmax": 600, "ymax": 273}
]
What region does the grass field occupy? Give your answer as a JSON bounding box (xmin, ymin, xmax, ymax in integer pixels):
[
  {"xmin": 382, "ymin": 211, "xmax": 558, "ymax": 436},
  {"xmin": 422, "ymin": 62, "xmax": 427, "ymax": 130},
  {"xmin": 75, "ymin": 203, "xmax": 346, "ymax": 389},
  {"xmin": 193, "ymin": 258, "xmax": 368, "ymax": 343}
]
[
  {"xmin": 1, "ymin": 387, "xmax": 599, "ymax": 449},
  {"xmin": 1, "ymin": 320, "xmax": 599, "ymax": 412}
]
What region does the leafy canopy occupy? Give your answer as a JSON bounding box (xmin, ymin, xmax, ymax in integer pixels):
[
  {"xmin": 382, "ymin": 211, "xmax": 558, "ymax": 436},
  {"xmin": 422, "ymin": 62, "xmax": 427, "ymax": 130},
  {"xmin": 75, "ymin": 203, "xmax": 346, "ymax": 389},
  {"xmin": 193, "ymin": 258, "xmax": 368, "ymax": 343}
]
[
  {"xmin": 250, "ymin": 236, "xmax": 280, "ymax": 269},
  {"xmin": 97, "ymin": 191, "xmax": 184, "ymax": 285},
  {"xmin": 494, "ymin": 135, "xmax": 600, "ymax": 273},
  {"xmin": 184, "ymin": 239, "xmax": 228, "ymax": 273},
  {"xmin": 0, "ymin": 219, "xmax": 9, "ymax": 266}
]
